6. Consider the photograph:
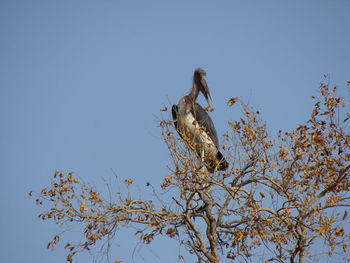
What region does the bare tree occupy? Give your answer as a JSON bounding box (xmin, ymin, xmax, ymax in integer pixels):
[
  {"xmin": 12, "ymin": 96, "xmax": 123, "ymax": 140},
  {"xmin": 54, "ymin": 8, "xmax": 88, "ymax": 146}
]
[{"xmin": 31, "ymin": 80, "xmax": 350, "ymax": 263}]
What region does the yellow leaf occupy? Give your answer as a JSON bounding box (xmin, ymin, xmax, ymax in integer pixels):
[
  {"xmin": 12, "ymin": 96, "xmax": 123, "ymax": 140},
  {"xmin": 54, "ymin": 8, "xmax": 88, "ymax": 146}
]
[
  {"xmin": 283, "ymin": 156, "xmax": 292, "ymax": 161},
  {"xmin": 80, "ymin": 201, "xmax": 88, "ymax": 213},
  {"xmin": 335, "ymin": 228, "xmax": 344, "ymax": 237},
  {"xmin": 235, "ymin": 230, "xmax": 244, "ymax": 242},
  {"xmin": 124, "ymin": 179, "xmax": 134, "ymax": 185},
  {"xmin": 73, "ymin": 178, "xmax": 80, "ymax": 183},
  {"xmin": 67, "ymin": 208, "xmax": 74, "ymax": 215}
]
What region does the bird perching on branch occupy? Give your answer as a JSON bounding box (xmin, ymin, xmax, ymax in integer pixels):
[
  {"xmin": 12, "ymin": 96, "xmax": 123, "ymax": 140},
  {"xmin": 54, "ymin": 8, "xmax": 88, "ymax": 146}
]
[{"xmin": 172, "ymin": 68, "xmax": 228, "ymax": 173}]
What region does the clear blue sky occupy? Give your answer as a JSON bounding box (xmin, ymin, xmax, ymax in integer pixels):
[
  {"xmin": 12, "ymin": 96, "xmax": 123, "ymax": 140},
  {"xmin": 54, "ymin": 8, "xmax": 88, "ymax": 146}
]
[{"xmin": 1, "ymin": 1, "xmax": 349, "ymax": 262}]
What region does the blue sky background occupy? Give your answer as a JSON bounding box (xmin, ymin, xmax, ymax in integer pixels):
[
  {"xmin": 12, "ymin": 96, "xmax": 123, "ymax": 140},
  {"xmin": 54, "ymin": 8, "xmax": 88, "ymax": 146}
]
[{"xmin": 1, "ymin": 1, "xmax": 349, "ymax": 262}]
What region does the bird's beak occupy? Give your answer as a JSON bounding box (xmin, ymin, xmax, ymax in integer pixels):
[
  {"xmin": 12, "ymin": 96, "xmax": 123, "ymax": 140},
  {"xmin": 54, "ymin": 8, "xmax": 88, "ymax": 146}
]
[{"xmin": 200, "ymin": 76, "xmax": 212, "ymax": 105}]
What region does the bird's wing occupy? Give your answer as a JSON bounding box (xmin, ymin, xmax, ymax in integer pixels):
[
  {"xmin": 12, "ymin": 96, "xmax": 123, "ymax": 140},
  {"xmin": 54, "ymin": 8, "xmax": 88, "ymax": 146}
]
[
  {"xmin": 171, "ymin": 105, "xmax": 183, "ymax": 139},
  {"xmin": 192, "ymin": 103, "xmax": 220, "ymax": 148}
]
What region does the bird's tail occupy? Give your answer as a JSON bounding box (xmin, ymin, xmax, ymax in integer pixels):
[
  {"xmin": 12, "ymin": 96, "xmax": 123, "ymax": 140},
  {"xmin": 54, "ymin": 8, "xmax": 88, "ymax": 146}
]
[
  {"xmin": 216, "ymin": 151, "xmax": 229, "ymax": 171},
  {"xmin": 205, "ymin": 151, "xmax": 229, "ymax": 172}
]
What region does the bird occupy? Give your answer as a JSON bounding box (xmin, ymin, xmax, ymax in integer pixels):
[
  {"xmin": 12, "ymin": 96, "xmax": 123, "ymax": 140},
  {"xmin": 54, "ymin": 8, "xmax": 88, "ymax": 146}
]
[{"xmin": 172, "ymin": 68, "xmax": 228, "ymax": 173}]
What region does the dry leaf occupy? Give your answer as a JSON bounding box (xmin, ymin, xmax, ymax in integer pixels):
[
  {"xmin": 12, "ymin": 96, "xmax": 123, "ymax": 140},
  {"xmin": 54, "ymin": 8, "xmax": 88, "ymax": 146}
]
[
  {"xmin": 227, "ymin": 97, "xmax": 239, "ymax": 106},
  {"xmin": 124, "ymin": 179, "xmax": 134, "ymax": 185},
  {"xmin": 80, "ymin": 201, "xmax": 88, "ymax": 213},
  {"xmin": 203, "ymin": 105, "xmax": 214, "ymax": 112}
]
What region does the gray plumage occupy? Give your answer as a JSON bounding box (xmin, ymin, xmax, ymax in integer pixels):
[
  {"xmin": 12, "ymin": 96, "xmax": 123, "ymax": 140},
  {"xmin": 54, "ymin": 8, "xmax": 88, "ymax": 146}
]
[{"xmin": 172, "ymin": 68, "xmax": 228, "ymax": 172}]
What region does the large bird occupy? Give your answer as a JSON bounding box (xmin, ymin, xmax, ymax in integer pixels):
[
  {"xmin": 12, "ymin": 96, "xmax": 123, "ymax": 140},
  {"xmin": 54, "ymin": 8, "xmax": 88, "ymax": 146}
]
[{"xmin": 172, "ymin": 68, "xmax": 228, "ymax": 173}]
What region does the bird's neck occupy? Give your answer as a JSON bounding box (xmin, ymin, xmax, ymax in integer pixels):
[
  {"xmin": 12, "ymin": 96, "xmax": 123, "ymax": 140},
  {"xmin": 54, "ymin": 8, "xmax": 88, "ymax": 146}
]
[{"xmin": 189, "ymin": 81, "xmax": 199, "ymax": 101}]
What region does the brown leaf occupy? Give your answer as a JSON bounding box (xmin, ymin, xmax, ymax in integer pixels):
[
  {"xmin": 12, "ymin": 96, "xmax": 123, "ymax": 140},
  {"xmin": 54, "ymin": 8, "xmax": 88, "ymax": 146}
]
[
  {"xmin": 166, "ymin": 228, "xmax": 178, "ymax": 237},
  {"xmin": 203, "ymin": 105, "xmax": 214, "ymax": 112},
  {"xmin": 227, "ymin": 97, "xmax": 239, "ymax": 106},
  {"xmin": 259, "ymin": 191, "xmax": 265, "ymax": 198},
  {"xmin": 67, "ymin": 173, "xmax": 73, "ymax": 182},
  {"xmin": 343, "ymin": 210, "xmax": 348, "ymax": 220}
]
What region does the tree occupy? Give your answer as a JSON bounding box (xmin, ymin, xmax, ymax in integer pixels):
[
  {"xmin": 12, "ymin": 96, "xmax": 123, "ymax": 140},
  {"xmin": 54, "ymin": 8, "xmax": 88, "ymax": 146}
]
[{"xmin": 30, "ymin": 80, "xmax": 350, "ymax": 263}]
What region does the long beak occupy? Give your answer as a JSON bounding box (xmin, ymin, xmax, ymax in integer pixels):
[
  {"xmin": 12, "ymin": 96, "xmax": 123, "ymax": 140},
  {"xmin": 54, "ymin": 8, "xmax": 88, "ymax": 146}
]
[{"xmin": 200, "ymin": 76, "xmax": 212, "ymax": 105}]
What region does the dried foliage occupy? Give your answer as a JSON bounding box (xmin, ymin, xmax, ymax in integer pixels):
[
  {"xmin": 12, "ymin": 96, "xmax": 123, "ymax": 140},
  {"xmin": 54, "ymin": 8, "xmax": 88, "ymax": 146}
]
[{"xmin": 30, "ymin": 82, "xmax": 350, "ymax": 263}]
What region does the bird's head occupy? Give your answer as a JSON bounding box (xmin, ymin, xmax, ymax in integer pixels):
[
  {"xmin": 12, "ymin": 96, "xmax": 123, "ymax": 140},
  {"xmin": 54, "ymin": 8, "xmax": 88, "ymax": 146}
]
[{"xmin": 194, "ymin": 68, "xmax": 212, "ymax": 104}]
